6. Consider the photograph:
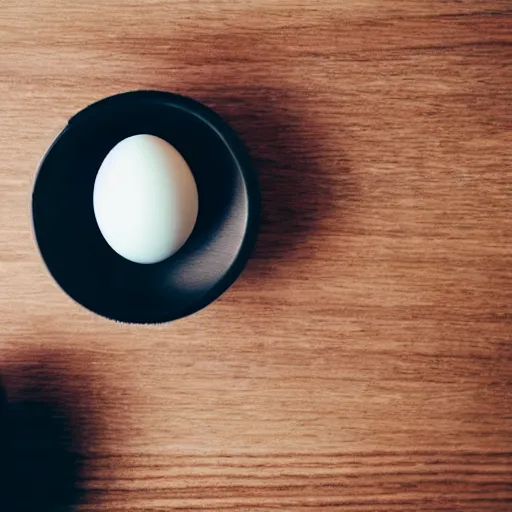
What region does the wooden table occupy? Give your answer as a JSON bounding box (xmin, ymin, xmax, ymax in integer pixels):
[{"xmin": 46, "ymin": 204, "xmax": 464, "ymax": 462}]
[{"xmin": 0, "ymin": 1, "xmax": 511, "ymax": 510}]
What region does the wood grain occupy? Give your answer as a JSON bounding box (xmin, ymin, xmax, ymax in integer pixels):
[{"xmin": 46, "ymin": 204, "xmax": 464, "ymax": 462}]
[{"xmin": 0, "ymin": 1, "xmax": 511, "ymax": 510}]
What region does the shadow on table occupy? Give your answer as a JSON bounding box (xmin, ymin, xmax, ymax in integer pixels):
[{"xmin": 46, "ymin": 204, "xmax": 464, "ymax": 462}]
[
  {"xmin": 0, "ymin": 349, "xmax": 103, "ymax": 512},
  {"xmin": 196, "ymin": 85, "xmax": 356, "ymax": 282}
]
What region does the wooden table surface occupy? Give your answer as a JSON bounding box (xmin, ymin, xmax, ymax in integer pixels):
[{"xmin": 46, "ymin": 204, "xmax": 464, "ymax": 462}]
[{"xmin": 0, "ymin": 1, "xmax": 511, "ymax": 510}]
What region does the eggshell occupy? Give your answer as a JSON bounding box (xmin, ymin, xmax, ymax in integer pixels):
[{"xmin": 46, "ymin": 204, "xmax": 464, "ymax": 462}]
[{"xmin": 93, "ymin": 134, "xmax": 198, "ymax": 264}]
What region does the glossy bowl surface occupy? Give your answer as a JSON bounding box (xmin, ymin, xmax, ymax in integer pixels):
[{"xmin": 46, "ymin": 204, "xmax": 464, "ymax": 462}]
[{"xmin": 32, "ymin": 91, "xmax": 260, "ymax": 323}]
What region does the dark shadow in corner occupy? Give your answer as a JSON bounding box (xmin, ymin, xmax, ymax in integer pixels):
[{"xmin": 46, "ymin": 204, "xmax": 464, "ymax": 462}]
[{"xmin": 0, "ymin": 351, "xmax": 103, "ymax": 512}]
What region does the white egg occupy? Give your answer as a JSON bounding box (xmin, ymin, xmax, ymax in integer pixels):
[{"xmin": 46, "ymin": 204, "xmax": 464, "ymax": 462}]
[{"xmin": 93, "ymin": 134, "xmax": 198, "ymax": 264}]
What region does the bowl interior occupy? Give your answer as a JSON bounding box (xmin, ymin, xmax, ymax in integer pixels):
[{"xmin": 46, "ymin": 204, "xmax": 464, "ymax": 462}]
[{"xmin": 32, "ymin": 92, "xmax": 258, "ymax": 323}]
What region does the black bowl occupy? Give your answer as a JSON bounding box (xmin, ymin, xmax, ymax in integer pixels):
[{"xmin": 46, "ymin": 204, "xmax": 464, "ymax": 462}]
[{"xmin": 32, "ymin": 91, "xmax": 260, "ymax": 324}]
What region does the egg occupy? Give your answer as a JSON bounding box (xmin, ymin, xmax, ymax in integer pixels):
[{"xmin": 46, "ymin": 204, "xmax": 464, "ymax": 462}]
[{"xmin": 93, "ymin": 134, "xmax": 199, "ymax": 264}]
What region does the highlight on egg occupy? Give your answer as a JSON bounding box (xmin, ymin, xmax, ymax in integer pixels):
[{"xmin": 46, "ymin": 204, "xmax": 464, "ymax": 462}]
[{"xmin": 93, "ymin": 134, "xmax": 199, "ymax": 264}]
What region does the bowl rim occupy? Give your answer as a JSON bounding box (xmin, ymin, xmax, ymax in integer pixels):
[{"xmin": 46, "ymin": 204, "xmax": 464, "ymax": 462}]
[{"xmin": 32, "ymin": 90, "xmax": 260, "ymax": 324}]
